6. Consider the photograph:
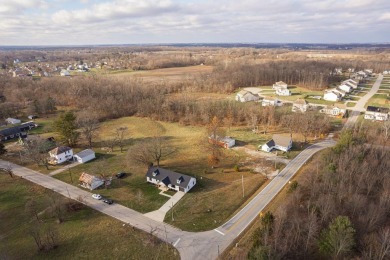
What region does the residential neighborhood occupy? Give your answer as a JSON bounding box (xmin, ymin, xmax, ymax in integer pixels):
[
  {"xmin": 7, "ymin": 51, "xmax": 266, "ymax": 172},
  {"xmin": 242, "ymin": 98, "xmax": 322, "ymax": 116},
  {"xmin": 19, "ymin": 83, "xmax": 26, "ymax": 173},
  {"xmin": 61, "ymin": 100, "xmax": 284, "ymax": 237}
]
[{"xmin": 1, "ymin": 13, "xmax": 390, "ymax": 259}]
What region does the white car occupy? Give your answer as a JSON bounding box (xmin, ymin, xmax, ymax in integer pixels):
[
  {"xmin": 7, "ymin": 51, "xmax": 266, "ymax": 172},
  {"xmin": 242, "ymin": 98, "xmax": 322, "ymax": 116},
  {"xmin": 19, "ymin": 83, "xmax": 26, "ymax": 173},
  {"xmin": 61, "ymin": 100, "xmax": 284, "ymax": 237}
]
[{"xmin": 92, "ymin": 194, "xmax": 102, "ymax": 200}]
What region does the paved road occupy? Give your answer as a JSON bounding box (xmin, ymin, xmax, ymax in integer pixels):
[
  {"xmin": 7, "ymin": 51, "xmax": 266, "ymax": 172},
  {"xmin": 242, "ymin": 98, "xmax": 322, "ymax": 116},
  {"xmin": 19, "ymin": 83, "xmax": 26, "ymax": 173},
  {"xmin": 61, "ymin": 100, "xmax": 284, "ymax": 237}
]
[
  {"xmin": 345, "ymin": 74, "xmax": 383, "ymax": 128},
  {"xmin": 0, "ymin": 137, "xmax": 335, "ymax": 260}
]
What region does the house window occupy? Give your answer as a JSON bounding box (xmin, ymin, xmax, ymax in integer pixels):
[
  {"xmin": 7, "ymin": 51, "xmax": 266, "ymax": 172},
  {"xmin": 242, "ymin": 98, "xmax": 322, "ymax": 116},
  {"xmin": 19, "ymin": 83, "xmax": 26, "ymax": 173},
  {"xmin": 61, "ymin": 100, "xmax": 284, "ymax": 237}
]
[
  {"xmin": 152, "ymin": 170, "xmax": 159, "ymax": 177},
  {"xmin": 177, "ymin": 178, "xmax": 182, "ymax": 184}
]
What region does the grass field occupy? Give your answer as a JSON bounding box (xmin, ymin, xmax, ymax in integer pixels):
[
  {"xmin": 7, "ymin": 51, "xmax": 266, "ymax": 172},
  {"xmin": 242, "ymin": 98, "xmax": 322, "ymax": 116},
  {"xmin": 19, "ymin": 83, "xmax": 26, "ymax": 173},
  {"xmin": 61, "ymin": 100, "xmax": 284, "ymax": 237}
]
[
  {"xmin": 49, "ymin": 117, "xmax": 268, "ymax": 216},
  {"xmin": 107, "ymin": 65, "xmax": 213, "ymax": 82},
  {"xmin": 366, "ymin": 93, "xmax": 390, "ymax": 108},
  {"xmin": 0, "ymin": 174, "xmax": 178, "ymax": 259}
]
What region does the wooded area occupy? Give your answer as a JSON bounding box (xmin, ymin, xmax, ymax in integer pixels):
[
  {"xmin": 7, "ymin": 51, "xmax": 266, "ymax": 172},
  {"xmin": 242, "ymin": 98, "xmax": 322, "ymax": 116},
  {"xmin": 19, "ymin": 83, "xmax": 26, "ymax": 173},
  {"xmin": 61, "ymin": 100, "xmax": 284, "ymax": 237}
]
[{"xmin": 249, "ymin": 130, "xmax": 390, "ymax": 259}]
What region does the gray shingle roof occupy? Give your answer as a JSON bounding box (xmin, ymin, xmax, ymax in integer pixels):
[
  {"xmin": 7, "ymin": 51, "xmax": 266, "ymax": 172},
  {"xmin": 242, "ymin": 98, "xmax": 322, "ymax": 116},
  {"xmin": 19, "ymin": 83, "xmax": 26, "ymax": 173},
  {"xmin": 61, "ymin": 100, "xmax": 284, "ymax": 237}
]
[
  {"xmin": 75, "ymin": 149, "xmax": 95, "ymax": 158},
  {"xmin": 146, "ymin": 167, "xmax": 194, "ymax": 190}
]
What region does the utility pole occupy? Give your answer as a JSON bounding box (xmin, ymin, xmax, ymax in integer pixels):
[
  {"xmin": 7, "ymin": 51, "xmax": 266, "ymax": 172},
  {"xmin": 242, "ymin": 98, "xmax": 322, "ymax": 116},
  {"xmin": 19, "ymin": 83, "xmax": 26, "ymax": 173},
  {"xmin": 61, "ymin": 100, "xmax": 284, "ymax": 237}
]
[
  {"xmin": 242, "ymin": 175, "xmax": 244, "ymax": 198},
  {"xmin": 68, "ymin": 168, "xmax": 73, "ymax": 183},
  {"xmin": 171, "ymin": 202, "xmax": 174, "ymax": 221}
]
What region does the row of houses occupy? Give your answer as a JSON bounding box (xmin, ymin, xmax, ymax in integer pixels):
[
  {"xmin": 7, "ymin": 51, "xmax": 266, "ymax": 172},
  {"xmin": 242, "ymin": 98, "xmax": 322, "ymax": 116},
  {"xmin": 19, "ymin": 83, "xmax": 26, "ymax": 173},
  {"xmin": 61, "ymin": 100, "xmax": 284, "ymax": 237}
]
[
  {"xmin": 364, "ymin": 106, "xmax": 389, "ymax": 121},
  {"xmin": 323, "ymin": 79, "xmax": 359, "ymax": 102}
]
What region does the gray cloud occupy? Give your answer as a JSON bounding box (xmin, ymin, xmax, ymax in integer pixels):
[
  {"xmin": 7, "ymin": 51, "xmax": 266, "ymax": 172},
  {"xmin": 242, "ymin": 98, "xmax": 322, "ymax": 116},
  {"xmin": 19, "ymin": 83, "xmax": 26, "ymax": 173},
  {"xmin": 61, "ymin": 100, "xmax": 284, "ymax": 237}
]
[{"xmin": 0, "ymin": 0, "xmax": 389, "ymax": 45}]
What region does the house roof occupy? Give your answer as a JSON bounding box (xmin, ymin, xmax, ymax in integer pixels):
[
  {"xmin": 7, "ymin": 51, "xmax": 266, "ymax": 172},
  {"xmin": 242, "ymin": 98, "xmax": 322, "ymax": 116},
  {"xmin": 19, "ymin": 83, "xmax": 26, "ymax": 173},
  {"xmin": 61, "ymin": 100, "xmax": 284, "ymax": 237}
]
[
  {"xmin": 272, "ymin": 134, "xmax": 292, "ymax": 148},
  {"xmin": 265, "ymin": 139, "xmax": 275, "ymax": 147},
  {"xmin": 75, "ymin": 149, "xmax": 95, "ymax": 158},
  {"xmin": 146, "ymin": 167, "xmax": 194, "ymax": 190},
  {"xmin": 0, "ymin": 122, "xmax": 36, "ymax": 137},
  {"xmin": 293, "ymin": 98, "xmax": 307, "ymax": 105},
  {"xmin": 79, "ymin": 172, "xmax": 102, "ymax": 185},
  {"xmin": 50, "ymin": 146, "xmax": 72, "ymax": 155},
  {"xmin": 366, "ymin": 106, "xmax": 389, "ymax": 114},
  {"xmin": 209, "ymin": 134, "xmax": 234, "ymax": 144}
]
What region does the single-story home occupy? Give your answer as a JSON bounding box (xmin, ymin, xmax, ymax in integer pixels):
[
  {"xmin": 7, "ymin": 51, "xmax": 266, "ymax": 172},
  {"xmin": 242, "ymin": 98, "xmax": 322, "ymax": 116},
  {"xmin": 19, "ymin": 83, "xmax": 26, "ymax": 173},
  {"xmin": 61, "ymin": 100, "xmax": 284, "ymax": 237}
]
[
  {"xmin": 6, "ymin": 118, "xmax": 21, "ymax": 125},
  {"xmin": 79, "ymin": 172, "xmax": 104, "ymax": 190},
  {"xmin": 48, "ymin": 146, "xmax": 73, "ymax": 165},
  {"xmin": 261, "ymin": 134, "xmax": 293, "ymax": 152},
  {"xmin": 323, "ymin": 90, "xmax": 342, "ymax": 102},
  {"xmin": 338, "ymin": 84, "xmax": 353, "ymax": 93},
  {"xmin": 262, "ymin": 98, "xmax": 282, "ymax": 107},
  {"xmin": 208, "ymin": 135, "xmax": 235, "ymax": 148},
  {"xmin": 0, "ymin": 122, "xmax": 37, "ymax": 142},
  {"xmin": 364, "ymin": 106, "xmax": 389, "ymax": 121},
  {"xmin": 292, "ymin": 98, "xmax": 309, "ymax": 113},
  {"xmin": 320, "ymin": 104, "xmax": 347, "ymax": 117},
  {"xmin": 74, "ymin": 149, "xmax": 96, "ymax": 163},
  {"xmin": 146, "ymin": 167, "xmax": 196, "ymax": 193},
  {"xmin": 235, "ymin": 90, "xmax": 259, "ymax": 102}
]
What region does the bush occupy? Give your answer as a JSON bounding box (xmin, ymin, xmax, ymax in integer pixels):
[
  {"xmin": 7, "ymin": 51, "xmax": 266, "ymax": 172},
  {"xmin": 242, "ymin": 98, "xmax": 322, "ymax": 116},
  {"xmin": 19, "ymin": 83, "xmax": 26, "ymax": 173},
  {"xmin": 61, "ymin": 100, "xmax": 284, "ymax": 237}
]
[{"xmin": 234, "ymin": 165, "xmax": 240, "ymax": 172}]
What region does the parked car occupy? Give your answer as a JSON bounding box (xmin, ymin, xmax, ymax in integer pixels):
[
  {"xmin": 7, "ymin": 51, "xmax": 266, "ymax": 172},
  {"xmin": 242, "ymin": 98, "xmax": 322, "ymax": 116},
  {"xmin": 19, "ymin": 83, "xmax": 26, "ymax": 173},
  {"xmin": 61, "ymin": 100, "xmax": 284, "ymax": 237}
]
[
  {"xmin": 103, "ymin": 198, "xmax": 113, "ymax": 205},
  {"xmin": 92, "ymin": 194, "xmax": 102, "ymax": 200},
  {"xmin": 116, "ymin": 172, "xmax": 126, "ymax": 178}
]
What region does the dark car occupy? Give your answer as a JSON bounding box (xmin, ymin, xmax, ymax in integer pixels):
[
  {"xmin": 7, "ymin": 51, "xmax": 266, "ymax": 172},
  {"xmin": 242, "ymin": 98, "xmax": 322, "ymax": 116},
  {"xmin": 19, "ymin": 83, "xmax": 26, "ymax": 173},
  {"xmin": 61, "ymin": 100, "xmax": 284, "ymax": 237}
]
[
  {"xmin": 103, "ymin": 198, "xmax": 113, "ymax": 205},
  {"xmin": 116, "ymin": 172, "xmax": 126, "ymax": 178}
]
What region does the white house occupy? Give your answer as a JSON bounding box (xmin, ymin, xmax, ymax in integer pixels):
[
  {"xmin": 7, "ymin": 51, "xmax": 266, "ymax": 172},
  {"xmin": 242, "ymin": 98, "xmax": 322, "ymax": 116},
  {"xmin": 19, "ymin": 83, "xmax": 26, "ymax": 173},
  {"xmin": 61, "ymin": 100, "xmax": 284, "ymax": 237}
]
[
  {"xmin": 208, "ymin": 135, "xmax": 235, "ymax": 148},
  {"xmin": 235, "ymin": 90, "xmax": 259, "ymax": 102},
  {"xmin": 272, "ymin": 81, "xmax": 288, "ymax": 89},
  {"xmin": 338, "ymin": 84, "xmax": 353, "ymax": 93},
  {"xmin": 261, "ymin": 134, "xmax": 293, "ymax": 152},
  {"xmin": 74, "ymin": 149, "xmax": 96, "ymax": 163},
  {"xmin": 60, "ymin": 69, "xmax": 70, "ymax": 76},
  {"xmin": 48, "ymin": 146, "xmax": 73, "ymax": 165},
  {"xmin": 343, "ymin": 79, "xmax": 358, "ymax": 88},
  {"xmin": 292, "ymin": 98, "xmax": 309, "ymax": 113},
  {"xmin": 364, "ymin": 106, "xmax": 389, "ymax": 121},
  {"xmin": 275, "ymin": 87, "xmax": 291, "ymax": 96},
  {"xmin": 79, "ymin": 172, "xmax": 104, "ymax": 190},
  {"xmin": 323, "ymin": 90, "xmax": 342, "ymax": 102},
  {"xmin": 320, "ymin": 105, "xmax": 347, "ymax": 117},
  {"xmin": 273, "ymin": 81, "xmax": 291, "ymax": 96},
  {"xmin": 334, "ymin": 68, "xmax": 343, "ymax": 75},
  {"xmin": 262, "ymin": 98, "xmax": 282, "ymax": 107},
  {"xmin": 146, "ymin": 167, "xmax": 196, "ymax": 193},
  {"xmin": 6, "ymin": 118, "xmax": 21, "ymax": 125}
]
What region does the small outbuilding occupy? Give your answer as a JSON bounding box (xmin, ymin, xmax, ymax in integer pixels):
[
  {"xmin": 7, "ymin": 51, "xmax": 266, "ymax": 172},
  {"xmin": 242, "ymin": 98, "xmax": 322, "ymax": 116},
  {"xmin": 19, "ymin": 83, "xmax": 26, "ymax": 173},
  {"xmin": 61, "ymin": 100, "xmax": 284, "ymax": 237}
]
[
  {"xmin": 79, "ymin": 172, "xmax": 104, "ymax": 190},
  {"xmin": 74, "ymin": 149, "xmax": 96, "ymax": 163},
  {"xmin": 208, "ymin": 135, "xmax": 235, "ymax": 149},
  {"xmin": 6, "ymin": 118, "xmax": 21, "ymax": 125}
]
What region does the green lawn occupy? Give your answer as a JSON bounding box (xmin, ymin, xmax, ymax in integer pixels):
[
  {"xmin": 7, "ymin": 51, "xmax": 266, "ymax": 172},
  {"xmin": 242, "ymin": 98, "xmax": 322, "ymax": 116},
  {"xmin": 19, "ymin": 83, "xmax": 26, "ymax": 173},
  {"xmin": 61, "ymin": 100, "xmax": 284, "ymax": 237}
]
[
  {"xmin": 366, "ymin": 93, "xmax": 390, "ymax": 108},
  {"xmin": 0, "ymin": 174, "xmax": 178, "ymax": 259},
  {"xmin": 165, "ymin": 174, "xmax": 266, "ymax": 231}
]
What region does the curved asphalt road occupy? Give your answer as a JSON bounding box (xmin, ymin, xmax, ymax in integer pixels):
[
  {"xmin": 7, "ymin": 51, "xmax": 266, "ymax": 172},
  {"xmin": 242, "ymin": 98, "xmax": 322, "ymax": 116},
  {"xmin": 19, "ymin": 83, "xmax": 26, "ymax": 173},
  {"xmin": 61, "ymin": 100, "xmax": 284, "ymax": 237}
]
[{"xmin": 0, "ymin": 137, "xmax": 335, "ymax": 260}]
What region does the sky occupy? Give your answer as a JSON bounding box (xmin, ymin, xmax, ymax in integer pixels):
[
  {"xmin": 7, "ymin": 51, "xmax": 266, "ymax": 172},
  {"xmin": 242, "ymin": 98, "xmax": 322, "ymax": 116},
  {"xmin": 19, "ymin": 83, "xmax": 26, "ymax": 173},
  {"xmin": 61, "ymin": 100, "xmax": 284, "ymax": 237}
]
[{"xmin": 0, "ymin": 0, "xmax": 390, "ymax": 45}]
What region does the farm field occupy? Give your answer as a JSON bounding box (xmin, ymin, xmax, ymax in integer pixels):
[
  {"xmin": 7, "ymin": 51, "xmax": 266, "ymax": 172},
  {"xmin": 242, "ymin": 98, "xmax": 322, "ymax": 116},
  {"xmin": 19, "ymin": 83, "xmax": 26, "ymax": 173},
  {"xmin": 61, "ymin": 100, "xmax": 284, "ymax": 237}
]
[
  {"xmin": 107, "ymin": 65, "xmax": 213, "ymax": 82},
  {"xmin": 0, "ymin": 173, "xmax": 178, "ymax": 259}
]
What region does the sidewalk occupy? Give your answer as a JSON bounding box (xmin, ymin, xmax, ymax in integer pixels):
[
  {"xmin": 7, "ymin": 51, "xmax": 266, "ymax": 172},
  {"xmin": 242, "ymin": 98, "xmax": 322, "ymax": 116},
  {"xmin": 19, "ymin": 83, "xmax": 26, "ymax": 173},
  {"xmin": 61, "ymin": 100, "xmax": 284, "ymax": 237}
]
[
  {"xmin": 144, "ymin": 191, "xmax": 185, "ymax": 222},
  {"xmin": 49, "ymin": 161, "xmax": 81, "ymax": 176}
]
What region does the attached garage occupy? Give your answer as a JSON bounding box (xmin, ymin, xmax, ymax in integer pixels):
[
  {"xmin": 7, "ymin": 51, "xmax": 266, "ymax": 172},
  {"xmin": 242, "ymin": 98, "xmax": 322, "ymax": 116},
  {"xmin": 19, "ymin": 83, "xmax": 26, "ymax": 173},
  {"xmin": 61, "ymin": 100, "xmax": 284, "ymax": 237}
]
[{"xmin": 74, "ymin": 149, "xmax": 96, "ymax": 163}]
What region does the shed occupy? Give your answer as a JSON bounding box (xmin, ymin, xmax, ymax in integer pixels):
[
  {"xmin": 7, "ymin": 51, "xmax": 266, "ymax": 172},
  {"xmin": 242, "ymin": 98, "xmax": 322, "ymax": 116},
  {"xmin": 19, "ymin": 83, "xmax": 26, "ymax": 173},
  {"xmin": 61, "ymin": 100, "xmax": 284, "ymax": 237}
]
[
  {"xmin": 74, "ymin": 149, "xmax": 96, "ymax": 163},
  {"xmin": 6, "ymin": 118, "xmax": 21, "ymax": 125}
]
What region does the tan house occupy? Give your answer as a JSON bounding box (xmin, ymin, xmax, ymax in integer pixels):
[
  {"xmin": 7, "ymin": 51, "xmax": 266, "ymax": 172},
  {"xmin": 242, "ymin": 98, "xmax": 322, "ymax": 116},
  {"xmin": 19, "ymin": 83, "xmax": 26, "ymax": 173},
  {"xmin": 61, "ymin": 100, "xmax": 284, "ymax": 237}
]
[
  {"xmin": 320, "ymin": 104, "xmax": 347, "ymax": 117},
  {"xmin": 292, "ymin": 99, "xmax": 309, "ymax": 113},
  {"xmin": 79, "ymin": 172, "xmax": 104, "ymax": 190}
]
